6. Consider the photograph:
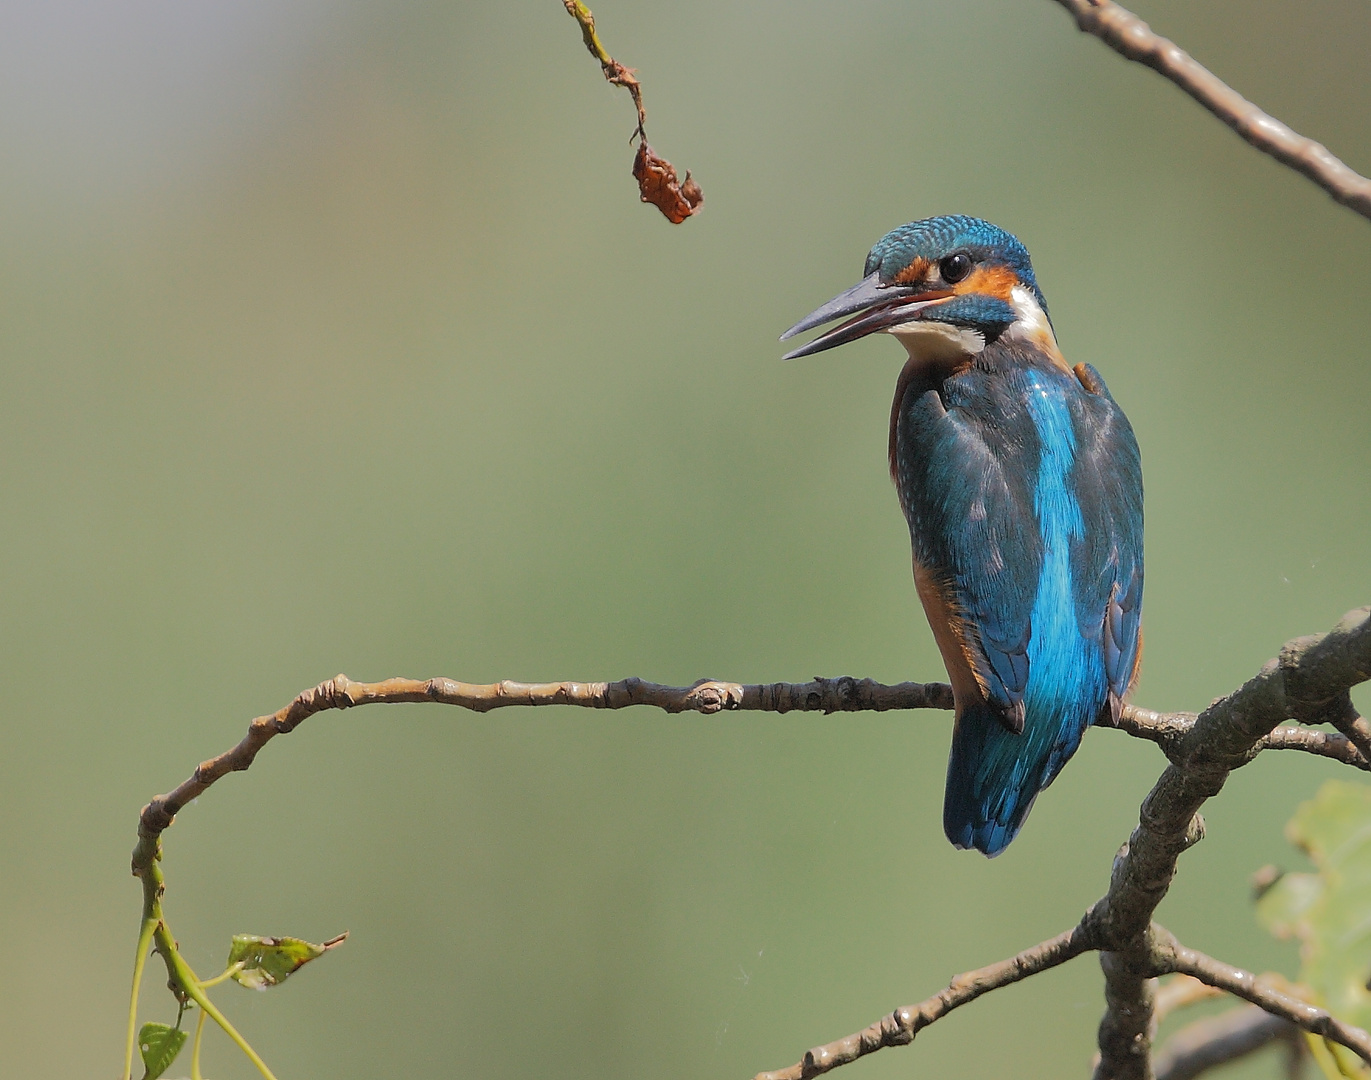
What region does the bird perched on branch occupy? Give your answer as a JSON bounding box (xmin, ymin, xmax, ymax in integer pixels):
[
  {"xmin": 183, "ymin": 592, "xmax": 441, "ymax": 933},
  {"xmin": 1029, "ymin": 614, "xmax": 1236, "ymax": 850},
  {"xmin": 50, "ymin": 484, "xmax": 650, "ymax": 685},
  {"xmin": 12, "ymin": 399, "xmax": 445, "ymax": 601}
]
[{"xmin": 781, "ymin": 216, "xmax": 1142, "ymax": 856}]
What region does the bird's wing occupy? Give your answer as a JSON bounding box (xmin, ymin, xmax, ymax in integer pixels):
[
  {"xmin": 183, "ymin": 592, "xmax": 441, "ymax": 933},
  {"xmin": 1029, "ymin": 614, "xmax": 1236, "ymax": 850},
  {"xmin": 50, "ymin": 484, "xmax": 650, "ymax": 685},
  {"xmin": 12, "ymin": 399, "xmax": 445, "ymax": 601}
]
[
  {"xmin": 896, "ymin": 384, "xmax": 1043, "ymax": 732},
  {"xmin": 1069, "ymin": 363, "xmax": 1144, "ymax": 721}
]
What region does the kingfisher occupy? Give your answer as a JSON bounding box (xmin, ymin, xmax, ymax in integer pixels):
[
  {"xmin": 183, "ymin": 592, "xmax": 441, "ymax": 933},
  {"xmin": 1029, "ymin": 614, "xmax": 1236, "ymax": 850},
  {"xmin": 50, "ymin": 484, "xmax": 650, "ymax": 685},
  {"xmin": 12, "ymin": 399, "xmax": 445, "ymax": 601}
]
[{"xmin": 781, "ymin": 216, "xmax": 1142, "ymax": 856}]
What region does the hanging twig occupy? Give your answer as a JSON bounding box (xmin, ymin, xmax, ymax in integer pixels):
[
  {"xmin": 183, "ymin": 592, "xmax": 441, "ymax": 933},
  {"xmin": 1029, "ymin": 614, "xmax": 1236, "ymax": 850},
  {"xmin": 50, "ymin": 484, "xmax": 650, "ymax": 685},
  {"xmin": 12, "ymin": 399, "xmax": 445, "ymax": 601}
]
[{"xmin": 560, "ymin": 1, "xmax": 703, "ymax": 222}]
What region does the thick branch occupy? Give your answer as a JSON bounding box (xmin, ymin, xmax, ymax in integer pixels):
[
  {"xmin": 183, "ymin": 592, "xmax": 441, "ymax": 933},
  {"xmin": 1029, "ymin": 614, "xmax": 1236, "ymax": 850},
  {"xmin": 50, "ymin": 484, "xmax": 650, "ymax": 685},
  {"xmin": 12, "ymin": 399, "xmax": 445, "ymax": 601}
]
[
  {"xmin": 1090, "ymin": 608, "xmax": 1371, "ymax": 950},
  {"xmin": 1094, "ymin": 940, "xmax": 1159, "ymax": 1080},
  {"xmin": 1050, "ymin": 0, "xmax": 1371, "ymax": 221},
  {"xmin": 1153, "ymin": 1006, "xmax": 1299, "ymax": 1080},
  {"xmin": 752, "ymin": 922, "xmax": 1094, "ymax": 1080}
]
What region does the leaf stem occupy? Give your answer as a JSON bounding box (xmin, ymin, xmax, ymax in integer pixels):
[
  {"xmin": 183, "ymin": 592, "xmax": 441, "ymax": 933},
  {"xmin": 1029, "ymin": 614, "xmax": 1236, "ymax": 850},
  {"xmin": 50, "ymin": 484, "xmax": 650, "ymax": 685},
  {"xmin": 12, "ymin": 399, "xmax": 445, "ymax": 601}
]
[
  {"xmin": 122, "ymin": 914, "xmax": 159, "ymax": 1080},
  {"xmin": 155, "ymin": 923, "xmax": 280, "ymax": 1080},
  {"xmin": 191, "ymin": 1008, "xmax": 207, "ymax": 1080},
  {"xmin": 197, "ymin": 961, "xmax": 245, "ymax": 989}
]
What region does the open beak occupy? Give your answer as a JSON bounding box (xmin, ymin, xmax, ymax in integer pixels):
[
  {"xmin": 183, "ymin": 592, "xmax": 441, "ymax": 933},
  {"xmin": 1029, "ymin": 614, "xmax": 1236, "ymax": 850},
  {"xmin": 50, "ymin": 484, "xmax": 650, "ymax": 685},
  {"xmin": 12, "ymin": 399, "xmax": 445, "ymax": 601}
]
[{"xmin": 779, "ymin": 272, "xmax": 954, "ymax": 360}]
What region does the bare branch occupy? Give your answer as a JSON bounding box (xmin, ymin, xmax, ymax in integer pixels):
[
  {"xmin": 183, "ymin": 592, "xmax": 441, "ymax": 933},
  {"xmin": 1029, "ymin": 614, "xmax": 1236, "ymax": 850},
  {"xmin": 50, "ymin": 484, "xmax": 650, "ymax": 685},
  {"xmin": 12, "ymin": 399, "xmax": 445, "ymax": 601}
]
[
  {"xmin": 1090, "ymin": 609, "xmax": 1371, "ymax": 948},
  {"xmin": 125, "ymin": 609, "xmax": 1370, "ymax": 1080},
  {"xmin": 1155, "ymin": 929, "xmax": 1371, "ymax": 1066},
  {"xmin": 1325, "ymin": 694, "xmax": 1371, "ymax": 762},
  {"xmin": 1153, "ymin": 1006, "xmax": 1300, "ymax": 1080},
  {"xmin": 133, "ymin": 674, "xmax": 954, "ymax": 859},
  {"xmin": 1049, "ymin": 0, "xmax": 1371, "ymax": 221},
  {"xmin": 1093, "ymin": 943, "xmax": 1158, "ymax": 1080},
  {"xmin": 752, "ymin": 922, "xmax": 1095, "ymax": 1080},
  {"xmin": 1114, "ymin": 706, "xmax": 1196, "ymax": 759},
  {"xmin": 1263, "ymin": 725, "xmax": 1368, "ymax": 770}
]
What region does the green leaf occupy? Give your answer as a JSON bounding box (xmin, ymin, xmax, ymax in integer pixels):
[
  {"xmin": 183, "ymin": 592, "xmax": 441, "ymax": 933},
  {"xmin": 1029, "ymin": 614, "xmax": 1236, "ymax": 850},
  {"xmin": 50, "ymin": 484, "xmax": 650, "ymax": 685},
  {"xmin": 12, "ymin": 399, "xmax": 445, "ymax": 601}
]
[
  {"xmin": 227, "ymin": 931, "xmax": 348, "ymax": 990},
  {"xmin": 1257, "ymin": 780, "xmax": 1371, "ymax": 1048},
  {"xmin": 138, "ymin": 1021, "xmax": 187, "ymax": 1080}
]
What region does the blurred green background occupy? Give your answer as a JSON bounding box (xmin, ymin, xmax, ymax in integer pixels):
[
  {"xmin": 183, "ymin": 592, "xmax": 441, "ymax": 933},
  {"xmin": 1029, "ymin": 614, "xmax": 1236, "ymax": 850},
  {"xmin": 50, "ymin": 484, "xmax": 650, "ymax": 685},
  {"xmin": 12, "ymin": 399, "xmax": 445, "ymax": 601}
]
[{"xmin": 1, "ymin": 1, "xmax": 1368, "ymax": 1076}]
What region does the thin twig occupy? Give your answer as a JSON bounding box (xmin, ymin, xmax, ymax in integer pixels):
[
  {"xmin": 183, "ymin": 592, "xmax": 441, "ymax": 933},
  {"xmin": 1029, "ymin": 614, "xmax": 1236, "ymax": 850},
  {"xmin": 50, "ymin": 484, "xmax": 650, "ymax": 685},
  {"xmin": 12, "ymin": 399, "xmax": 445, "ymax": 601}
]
[
  {"xmin": 751, "ymin": 922, "xmax": 1095, "ymax": 1080},
  {"xmin": 1049, "ymin": 0, "xmax": 1371, "ymax": 220},
  {"xmin": 562, "ymin": 0, "xmax": 645, "ymax": 139},
  {"xmin": 1156, "ymin": 929, "xmax": 1371, "ymax": 1066},
  {"xmin": 1325, "ymin": 694, "xmax": 1371, "ymax": 762},
  {"xmin": 1153, "ymin": 1005, "xmax": 1300, "ymax": 1080},
  {"xmin": 1263, "ymin": 726, "xmax": 1368, "ymax": 770},
  {"xmin": 1119, "ymin": 707, "xmax": 1369, "ymax": 771}
]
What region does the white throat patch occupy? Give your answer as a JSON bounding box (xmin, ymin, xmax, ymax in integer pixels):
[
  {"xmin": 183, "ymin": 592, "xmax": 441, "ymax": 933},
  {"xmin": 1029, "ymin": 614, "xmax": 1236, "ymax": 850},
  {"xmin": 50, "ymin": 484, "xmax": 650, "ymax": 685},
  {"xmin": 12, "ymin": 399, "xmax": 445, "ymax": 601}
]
[
  {"xmin": 884, "ymin": 319, "xmax": 986, "ymax": 365},
  {"xmin": 881, "ymin": 283, "xmax": 1065, "ymax": 369}
]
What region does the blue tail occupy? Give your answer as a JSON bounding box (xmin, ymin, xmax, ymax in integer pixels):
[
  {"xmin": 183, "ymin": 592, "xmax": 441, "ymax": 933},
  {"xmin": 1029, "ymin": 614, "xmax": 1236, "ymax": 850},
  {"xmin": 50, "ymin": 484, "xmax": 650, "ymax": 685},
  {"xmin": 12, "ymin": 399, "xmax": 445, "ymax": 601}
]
[{"xmin": 943, "ymin": 694, "xmax": 1098, "ymax": 857}]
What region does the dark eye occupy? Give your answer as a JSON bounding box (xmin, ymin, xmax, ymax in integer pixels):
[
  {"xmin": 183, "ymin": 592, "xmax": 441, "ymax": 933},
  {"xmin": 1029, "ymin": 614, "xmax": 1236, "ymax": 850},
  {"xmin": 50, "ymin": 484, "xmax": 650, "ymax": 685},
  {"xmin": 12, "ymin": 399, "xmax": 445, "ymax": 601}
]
[{"xmin": 940, "ymin": 253, "xmax": 973, "ymax": 284}]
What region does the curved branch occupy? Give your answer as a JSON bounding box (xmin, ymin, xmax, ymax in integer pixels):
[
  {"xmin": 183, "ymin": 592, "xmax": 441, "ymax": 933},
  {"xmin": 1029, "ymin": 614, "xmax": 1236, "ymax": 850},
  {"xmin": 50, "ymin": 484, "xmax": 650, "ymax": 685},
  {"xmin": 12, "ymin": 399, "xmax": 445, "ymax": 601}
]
[
  {"xmin": 131, "ymin": 613, "xmax": 1370, "ymax": 877},
  {"xmin": 752, "ymin": 922, "xmax": 1095, "ymax": 1080},
  {"xmin": 1091, "ymin": 609, "xmax": 1371, "ymax": 946},
  {"xmin": 132, "ymin": 675, "xmax": 955, "ymax": 865},
  {"xmin": 1049, "ymin": 0, "xmax": 1371, "ymax": 221}
]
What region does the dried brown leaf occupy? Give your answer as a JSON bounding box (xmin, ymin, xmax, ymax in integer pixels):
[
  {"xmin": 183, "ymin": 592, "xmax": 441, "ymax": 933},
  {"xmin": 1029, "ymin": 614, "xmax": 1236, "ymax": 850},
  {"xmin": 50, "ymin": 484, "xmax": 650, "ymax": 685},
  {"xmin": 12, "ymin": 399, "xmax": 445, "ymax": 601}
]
[{"xmin": 632, "ymin": 141, "xmax": 704, "ymax": 225}]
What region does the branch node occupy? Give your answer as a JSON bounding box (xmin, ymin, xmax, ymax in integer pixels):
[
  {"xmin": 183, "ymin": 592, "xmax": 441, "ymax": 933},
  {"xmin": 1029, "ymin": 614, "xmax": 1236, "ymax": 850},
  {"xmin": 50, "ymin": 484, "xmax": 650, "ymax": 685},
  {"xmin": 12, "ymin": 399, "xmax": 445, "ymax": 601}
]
[{"xmin": 1181, "ymin": 813, "xmax": 1205, "ymax": 851}]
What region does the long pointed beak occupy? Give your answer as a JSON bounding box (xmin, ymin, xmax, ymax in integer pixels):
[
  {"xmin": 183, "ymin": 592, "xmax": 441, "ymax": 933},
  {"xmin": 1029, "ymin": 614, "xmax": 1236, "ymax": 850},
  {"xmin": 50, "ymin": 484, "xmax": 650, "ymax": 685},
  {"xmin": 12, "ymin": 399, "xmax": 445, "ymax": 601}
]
[{"xmin": 779, "ymin": 272, "xmax": 953, "ymax": 360}]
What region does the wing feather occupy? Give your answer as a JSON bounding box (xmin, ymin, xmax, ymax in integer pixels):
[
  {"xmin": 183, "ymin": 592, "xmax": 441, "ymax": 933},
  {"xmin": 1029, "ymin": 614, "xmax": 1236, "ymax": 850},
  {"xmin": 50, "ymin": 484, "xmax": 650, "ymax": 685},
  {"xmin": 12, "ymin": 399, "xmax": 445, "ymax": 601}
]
[
  {"xmin": 1068, "ymin": 363, "xmax": 1144, "ymax": 721},
  {"xmin": 896, "ymin": 385, "xmax": 1041, "ymax": 729}
]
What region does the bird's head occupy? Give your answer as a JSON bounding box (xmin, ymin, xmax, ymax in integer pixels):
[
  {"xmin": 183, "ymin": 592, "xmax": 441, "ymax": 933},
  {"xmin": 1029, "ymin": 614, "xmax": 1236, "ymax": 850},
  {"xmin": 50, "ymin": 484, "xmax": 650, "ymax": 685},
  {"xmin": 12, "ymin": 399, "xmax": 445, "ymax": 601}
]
[{"xmin": 781, "ymin": 215, "xmax": 1061, "ymax": 366}]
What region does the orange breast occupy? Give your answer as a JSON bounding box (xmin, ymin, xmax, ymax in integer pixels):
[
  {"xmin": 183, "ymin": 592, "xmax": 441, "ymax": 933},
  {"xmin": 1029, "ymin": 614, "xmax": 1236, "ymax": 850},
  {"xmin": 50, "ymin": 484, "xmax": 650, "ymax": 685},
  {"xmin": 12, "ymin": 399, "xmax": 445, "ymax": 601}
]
[{"xmin": 912, "ymin": 558, "xmax": 988, "ymax": 716}]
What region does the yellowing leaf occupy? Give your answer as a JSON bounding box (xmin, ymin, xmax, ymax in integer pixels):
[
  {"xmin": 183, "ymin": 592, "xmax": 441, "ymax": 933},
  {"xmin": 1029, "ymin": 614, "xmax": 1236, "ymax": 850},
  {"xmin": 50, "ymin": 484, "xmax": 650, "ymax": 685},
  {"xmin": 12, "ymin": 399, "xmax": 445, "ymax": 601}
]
[
  {"xmin": 1257, "ymin": 780, "xmax": 1371, "ymax": 1057},
  {"xmin": 227, "ymin": 931, "xmax": 347, "ymax": 991}
]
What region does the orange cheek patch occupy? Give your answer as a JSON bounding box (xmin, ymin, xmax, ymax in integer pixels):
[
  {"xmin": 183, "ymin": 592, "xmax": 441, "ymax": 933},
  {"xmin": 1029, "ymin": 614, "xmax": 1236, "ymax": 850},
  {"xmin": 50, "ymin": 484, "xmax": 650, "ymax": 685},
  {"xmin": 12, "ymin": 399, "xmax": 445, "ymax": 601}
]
[
  {"xmin": 955, "ymin": 263, "xmax": 1018, "ymax": 301},
  {"xmin": 893, "ymin": 257, "xmax": 934, "ymax": 285}
]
